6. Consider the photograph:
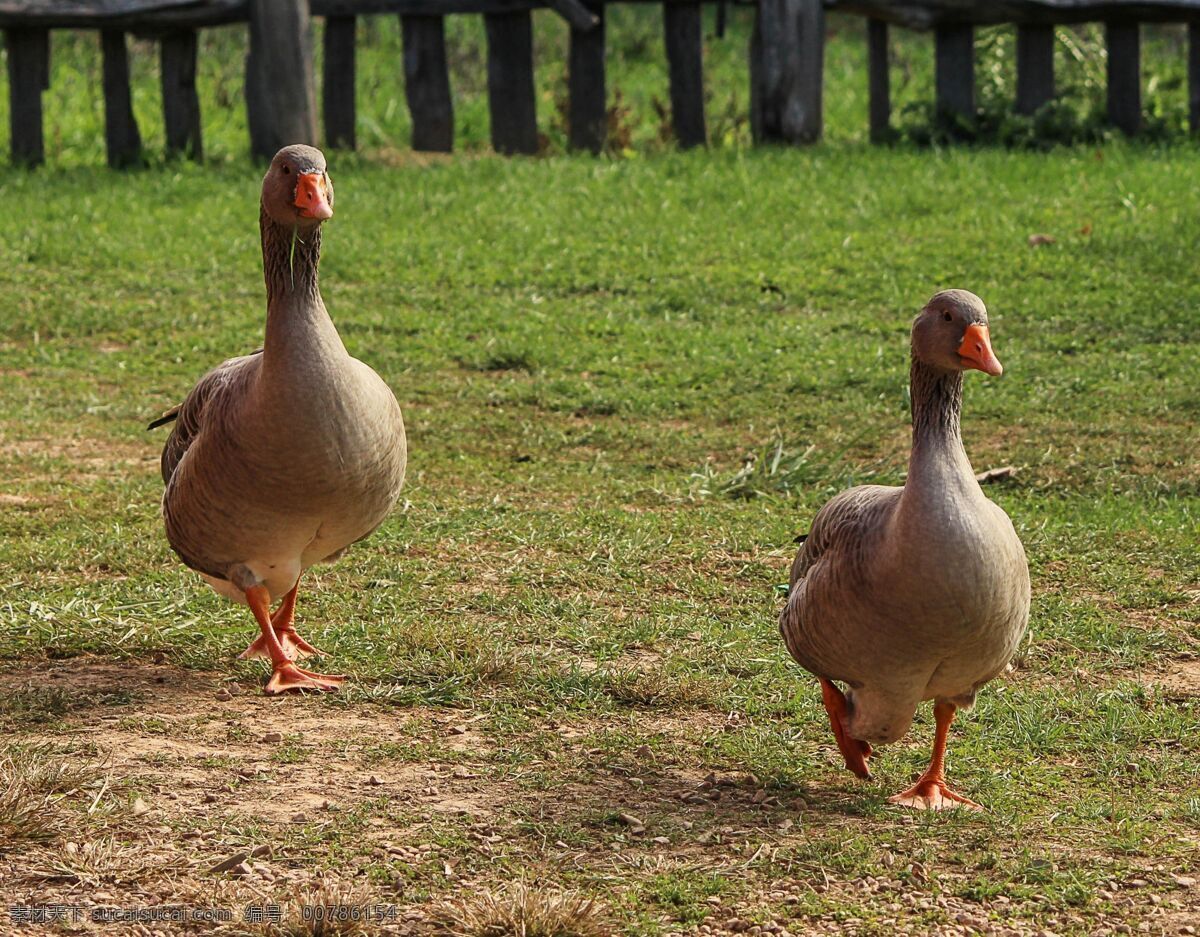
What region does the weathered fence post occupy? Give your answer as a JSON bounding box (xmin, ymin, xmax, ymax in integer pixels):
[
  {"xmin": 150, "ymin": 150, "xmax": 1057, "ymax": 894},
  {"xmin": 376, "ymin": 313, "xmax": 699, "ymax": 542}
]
[
  {"xmin": 1105, "ymin": 21, "xmax": 1141, "ymax": 135},
  {"xmin": 5, "ymin": 27, "xmax": 50, "ymax": 167},
  {"xmin": 323, "ymin": 16, "xmax": 357, "ymax": 149},
  {"xmin": 484, "ymin": 11, "xmax": 538, "ymax": 155},
  {"xmin": 664, "ymin": 1, "xmax": 706, "ymax": 148},
  {"xmin": 1190, "ymin": 22, "xmax": 1200, "ymax": 136},
  {"xmin": 934, "ymin": 23, "xmax": 974, "ymax": 125},
  {"xmin": 402, "ymin": 15, "xmax": 454, "ymax": 152},
  {"xmin": 101, "ymin": 30, "xmax": 143, "ymax": 168},
  {"xmin": 1015, "ymin": 23, "xmax": 1054, "ymax": 115},
  {"xmin": 568, "ymin": 2, "xmax": 606, "ymax": 153},
  {"xmin": 161, "ymin": 30, "xmax": 202, "ymax": 159},
  {"xmin": 246, "ymin": 0, "xmax": 318, "ymax": 160},
  {"xmin": 750, "ymin": 0, "xmax": 824, "ymax": 145},
  {"xmin": 867, "ymin": 18, "xmax": 889, "ymax": 142}
]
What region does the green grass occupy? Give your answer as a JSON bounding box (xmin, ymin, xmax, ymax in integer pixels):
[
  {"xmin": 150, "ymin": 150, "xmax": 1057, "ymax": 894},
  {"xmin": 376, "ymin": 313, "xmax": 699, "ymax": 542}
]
[{"xmin": 1, "ymin": 12, "xmax": 1199, "ymax": 934}]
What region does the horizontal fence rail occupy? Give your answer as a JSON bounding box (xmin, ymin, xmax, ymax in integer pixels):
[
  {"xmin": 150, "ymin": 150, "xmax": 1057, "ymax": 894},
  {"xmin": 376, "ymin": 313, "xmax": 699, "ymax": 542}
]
[{"xmin": 2, "ymin": 0, "xmax": 1200, "ymax": 166}]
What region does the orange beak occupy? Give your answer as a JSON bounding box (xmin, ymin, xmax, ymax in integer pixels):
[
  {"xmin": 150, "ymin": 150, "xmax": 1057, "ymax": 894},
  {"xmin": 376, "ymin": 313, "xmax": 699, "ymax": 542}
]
[
  {"xmin": 958, "ymin": 323, "xmax": 1003, "ymax": 376},
  {"xmin": 294, "ymin": 172, "xmax": 332, "ymax": 220}
]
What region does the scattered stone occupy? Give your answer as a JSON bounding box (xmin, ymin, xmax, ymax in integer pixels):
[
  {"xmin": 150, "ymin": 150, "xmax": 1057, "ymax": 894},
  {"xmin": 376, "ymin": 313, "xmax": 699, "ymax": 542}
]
[
  {"xmin": 1028, "ymin": 233, "xmax": 1056, "ymax": 247},
  {"xmin": 1172, "ymin": 875, "xmax": 1197, "ymax": 887},
  {"xmin": 291, "ymin": 813, "xmax": 307, "ymax": 823},
  {"xmin": 616, "ymin": 812, "xmax": 645, "ymax": 834},
  {"xmin": 201, "ymin": 792, "xmax": 218, "ymax": 804},
  {"xmin": 208, "ymin": 852, "xmax": 249, "ymax": 874},
  {"xmin": 215, "ymin": 688, "xmax": 234, "ymax": 701},
  {"xmin": 366, "ymin": 775, "xmax": 383, "ymax": 786},
  {"xmin": 262, "ymin": 732, "xmax": 283, "ymax": 743},
  {"xmin": 250, "ymin": 845, "xmax": 272, "ymax": 859},
  {"xmin": 132, "ymin": 798, "xmax": 149, "ymax": 816},
  {"xmin": 229, "ymin": 862, "xmax": 252, "ymax": 877}
]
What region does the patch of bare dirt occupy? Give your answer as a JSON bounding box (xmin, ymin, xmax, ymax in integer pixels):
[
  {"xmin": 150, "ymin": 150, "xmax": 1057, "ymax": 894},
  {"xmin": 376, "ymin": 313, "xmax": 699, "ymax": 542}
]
[
  {"xmin": 0, "ymin": 431, "xmax": 157, "ymax": 485},
  {"xmin": 0, "ymin": 659, "xmax": 502, "ymax": 933},
  {"xmin": 1155, "ymin": 657, "xmax": 1200, "ymax": 699},
  {"xmin": 0, "ymin": 492, "xmax": 43, "ymax": 506}
]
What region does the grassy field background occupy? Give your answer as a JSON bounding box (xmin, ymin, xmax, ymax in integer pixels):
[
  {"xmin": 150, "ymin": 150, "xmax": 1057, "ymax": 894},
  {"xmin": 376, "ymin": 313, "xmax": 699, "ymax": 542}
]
[
  {"xmin": 1, "ymin": 9, "xmax": 1200, "ymax": 937},
  {"xmin": 0, "ymin": 10, "xmax": 1197, "ymax": 161}
]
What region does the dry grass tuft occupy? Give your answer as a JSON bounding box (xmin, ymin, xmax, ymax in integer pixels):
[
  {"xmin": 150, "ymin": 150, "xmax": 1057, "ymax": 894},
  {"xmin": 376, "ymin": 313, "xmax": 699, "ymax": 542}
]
[
  {"xmin": 435, "ymin": 882, "xmax": 611, "ymax": 937},
  {"xmin": 260, "ymin": 880, "xmax": 379, "ymax": 937},
  {"xmin": 0, "ymin": 744, "xmax": 104, "ymax": 846},
  {"xmin": 600, "ymin": 667, "xmax": 716, "ymax": 709}
]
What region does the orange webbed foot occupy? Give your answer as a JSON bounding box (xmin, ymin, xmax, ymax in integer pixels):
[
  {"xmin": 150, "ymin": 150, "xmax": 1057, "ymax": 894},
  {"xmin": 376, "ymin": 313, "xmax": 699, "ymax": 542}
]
[
  {"xmin": 819, "ymin": 677, "xmax": 872, "ymax": 780},
  {"xmin": 264, "ymin": 662, "xmax": 346, "ymax": 695},
  {"xmin": 239, "ymin": 630, "xmax": 277, "ymax": 661},
  {"xmin": 239, "ymin": 628, "xmax": 323, "ymax": 661},
  {"xmin": 276, "ymin": 626, "xmax": 325, "ymax": 659},
  {"xmin": 888, "ymin": 776, "xmax": 981, "ymax": 811}
]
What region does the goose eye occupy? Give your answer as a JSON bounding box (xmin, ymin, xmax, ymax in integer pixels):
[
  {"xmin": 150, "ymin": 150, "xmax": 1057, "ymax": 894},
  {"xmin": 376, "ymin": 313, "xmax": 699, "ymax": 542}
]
[
  {"xmin": 282, "ymin": 165, "xmax": 290, "ymax": 175},
  {"xmin": 943, "ymin": 312, "xmax": 952, "ymax": 322}
]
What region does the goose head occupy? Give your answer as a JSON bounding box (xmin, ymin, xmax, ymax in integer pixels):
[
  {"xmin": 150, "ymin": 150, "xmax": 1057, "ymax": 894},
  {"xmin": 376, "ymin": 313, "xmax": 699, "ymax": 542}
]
[
  {"xmin": 912, "ymin": 289, "xmax": 1003, "ymax": 376},
  {"xmin": 261, "ymin": 144, "xmax": 334, "ymax": 228}
]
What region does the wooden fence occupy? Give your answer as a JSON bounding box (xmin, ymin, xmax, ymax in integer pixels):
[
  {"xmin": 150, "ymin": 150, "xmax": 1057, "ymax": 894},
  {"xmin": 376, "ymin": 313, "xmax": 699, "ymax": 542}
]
[{"xmin": 2, "ymin": 0, "xmax": 1200, "ymax": 167}]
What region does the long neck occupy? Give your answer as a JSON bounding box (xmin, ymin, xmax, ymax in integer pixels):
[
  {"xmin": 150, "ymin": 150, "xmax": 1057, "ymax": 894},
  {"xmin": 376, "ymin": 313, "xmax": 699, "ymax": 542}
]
[
  {"xmin": 905, "ymin": 356, "xmax": 976, "ymax": 497},
  {"xmin": 259, "ymin": 208, "xmax": 344, "ymax": 365}
]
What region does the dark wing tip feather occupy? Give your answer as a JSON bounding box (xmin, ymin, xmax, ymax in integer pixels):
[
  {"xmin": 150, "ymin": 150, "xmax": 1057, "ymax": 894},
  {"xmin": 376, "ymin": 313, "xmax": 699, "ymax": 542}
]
[
  {"xmin": 793, "ymin": 533, "xmax": 808, "ymax": 544},
  {"xmin": 147, "ymin": 406, "xmax": 181, "ymax": 431}
]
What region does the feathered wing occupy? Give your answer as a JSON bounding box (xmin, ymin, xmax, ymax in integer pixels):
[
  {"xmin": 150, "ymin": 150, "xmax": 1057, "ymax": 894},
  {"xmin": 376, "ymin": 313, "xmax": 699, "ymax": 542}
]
[
  {"xmin": 779, "ymin": 484, "xmax": 901, "ymax": 681},
  {"xmin": 155, "ymin": 351, "xmax": 262, "ymax": 485}
]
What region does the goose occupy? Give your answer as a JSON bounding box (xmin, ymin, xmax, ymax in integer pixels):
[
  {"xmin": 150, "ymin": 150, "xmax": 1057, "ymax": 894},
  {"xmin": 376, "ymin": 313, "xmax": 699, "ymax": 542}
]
[
  {"xmin": 779, "ymin": 290, "xmax": 1029, "ymax": 809},
  {"xmin": 150, "ymin": 144, "xmax": 407, "ymax": 694}
]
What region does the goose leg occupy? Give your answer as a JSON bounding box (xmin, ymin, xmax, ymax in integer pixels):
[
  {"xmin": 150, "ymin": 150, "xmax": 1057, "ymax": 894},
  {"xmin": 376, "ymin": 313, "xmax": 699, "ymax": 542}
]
[
  {"xmin": 267, "ymin": 584, "xmax": 326, "ymax": 659},
  {"xmin": 819, "ymin": 678, "xmax": 873, "ymax": 780},
  {"xmin": 888, "ymin": 700, "xmax": 981, "ymax": 810},
  {"xmin": 238, "ymin": 583, "xmax": 325, "ymax": 660},
  {"xmin": 244, "ymin": 585, "xmax": 345, "ymax": 694}
]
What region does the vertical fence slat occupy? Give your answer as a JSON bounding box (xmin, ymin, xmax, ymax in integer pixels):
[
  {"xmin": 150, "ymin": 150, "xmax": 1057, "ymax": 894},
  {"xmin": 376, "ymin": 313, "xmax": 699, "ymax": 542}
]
[
  {"xmin": 1106, "ymin": 21, "xmax": 1141, "ymax": 135},
  {"xmin": 1187, "ymin": 22, "xmax": 1199, "ymax": 135},
  {"xmin": 867, "ymin": 17, "xmax": 889, "ymax": 142},
  {"xmin": 1015, "ymin": 23, "xmax": 1054, "ymax": 116},
  {"xmin": 402, "ymin": 15, "xmax": 454, "ymax": 152},
  {"xmin": 323, "ymin": 15, "xmax": 357, "ymax": 149},
  {"xmin": 247, "ymin": 0, "xmax": 319, "ymax": 160},
  {"xmin": 161, "ymin": 30, "xmax": 202, "ymax": 159},
  {"xmin": 5, "ymin": 27, "xmax": 50, "ymax": 167},
  {"xmin": 664, "ymin": 0, "xmax": 706, "ymax": 148},
  {"xmin": 484, "ymin": 11, "xmax": 538, "ymax": 155},
  {"xmin": 750, "ymin": 0, "xmax": 822, "ymax": 145},
  {"xmin": 568, "ymin": 3, "xmax": 606, "ymax": 153},
  {"xmin": 101, "ymin": 29, "xmax": 143, "ymax": 168},
  {"xmin": 934, "ymin": 23, "xmax": 974, "ymax": 124}
]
